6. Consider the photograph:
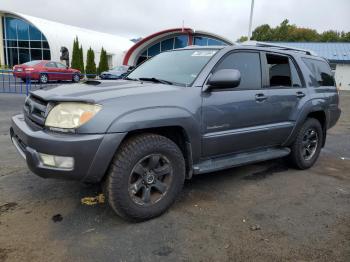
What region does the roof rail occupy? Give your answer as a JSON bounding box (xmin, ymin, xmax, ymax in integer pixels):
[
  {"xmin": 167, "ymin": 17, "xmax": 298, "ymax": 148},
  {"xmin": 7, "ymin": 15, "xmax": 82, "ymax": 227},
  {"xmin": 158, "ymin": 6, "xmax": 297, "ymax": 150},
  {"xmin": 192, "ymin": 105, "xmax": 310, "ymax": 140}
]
[{"xmin": 240, "ymin": 41, "xmax": 318, "ymax": 56}]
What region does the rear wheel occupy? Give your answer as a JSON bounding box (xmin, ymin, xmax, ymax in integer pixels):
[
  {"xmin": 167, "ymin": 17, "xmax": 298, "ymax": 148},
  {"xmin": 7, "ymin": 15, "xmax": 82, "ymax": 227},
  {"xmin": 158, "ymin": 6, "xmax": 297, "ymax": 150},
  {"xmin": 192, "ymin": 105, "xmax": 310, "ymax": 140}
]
[
  {"xmin": 72, "ymin": 73, "xmax": 80, "ymax": 83},
  {"xmin": 105, "ymin": 134, "xmax": 185, "ymax": 222},
  {"xmin": 39, "ymin": 73, "xmax": 48, "ymax": 84},
  {"xmin": 289, "ymin": 118, "xmax": 323, "ymax": 169}
]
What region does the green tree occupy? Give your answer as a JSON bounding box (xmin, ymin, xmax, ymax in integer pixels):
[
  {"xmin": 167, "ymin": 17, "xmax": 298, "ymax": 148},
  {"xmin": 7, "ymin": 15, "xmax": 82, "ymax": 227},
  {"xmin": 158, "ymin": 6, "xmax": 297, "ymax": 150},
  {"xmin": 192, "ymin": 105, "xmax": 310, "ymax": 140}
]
[
  {"xmin": 341, "ymin": 32, "xmax": 350, "ymax": 41},
  {"xmin": 288, "ymin": 27, "xmax": 320, "ymax": 42},
  {"xmin": 237, "ymin": 36, "xmax": 248, "ymax": 42},
  {"xmin": 79, "ymin": 45, "xmax": 84, "ymax": 74},
  {"xmin": 320, "ymin": 30, "xmax": 341, "ymax": 42},
  {"xmin": 251, "ymin": 24, "xmax": 273, "ymax": 41},
  {"xmin": 71, "ymin": 36, "xmax": 80, "ymax": 70},
  {"xmin": 85, "ymin": 47, "xmax": 96, "ymax": 79},
  {"xmin": 240, "ymin": 19, "xmax": 350, "ymax": 42},
  {"xmin": 97, "ymin": 47, "xmax": 109, "ymax": 75}
]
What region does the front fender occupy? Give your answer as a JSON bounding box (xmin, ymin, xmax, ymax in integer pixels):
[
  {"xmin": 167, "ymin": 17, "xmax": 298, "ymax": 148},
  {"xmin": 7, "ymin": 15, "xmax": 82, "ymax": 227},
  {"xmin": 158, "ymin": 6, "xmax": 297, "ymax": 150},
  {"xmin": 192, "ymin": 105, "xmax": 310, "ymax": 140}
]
[{"xmin": 107, "ymin": 106, "xmax": 202, "ymax": 162}]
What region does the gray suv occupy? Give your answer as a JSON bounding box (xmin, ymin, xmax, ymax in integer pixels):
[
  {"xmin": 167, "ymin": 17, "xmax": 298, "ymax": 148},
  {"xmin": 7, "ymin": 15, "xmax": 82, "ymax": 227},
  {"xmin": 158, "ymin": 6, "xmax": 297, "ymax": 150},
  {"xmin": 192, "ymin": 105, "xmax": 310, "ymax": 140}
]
[{"xmin": 10, "ymin": 43, "xmax": 341, "ymax": 221}]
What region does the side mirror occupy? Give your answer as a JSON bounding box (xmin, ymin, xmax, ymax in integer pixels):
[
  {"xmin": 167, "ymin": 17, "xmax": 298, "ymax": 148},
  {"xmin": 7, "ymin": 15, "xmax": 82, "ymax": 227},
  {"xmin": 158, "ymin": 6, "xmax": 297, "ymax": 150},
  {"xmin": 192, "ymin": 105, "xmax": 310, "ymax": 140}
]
[{"xmin": 207, "ymin": 69, "xmax": 241, "ymax": 90}]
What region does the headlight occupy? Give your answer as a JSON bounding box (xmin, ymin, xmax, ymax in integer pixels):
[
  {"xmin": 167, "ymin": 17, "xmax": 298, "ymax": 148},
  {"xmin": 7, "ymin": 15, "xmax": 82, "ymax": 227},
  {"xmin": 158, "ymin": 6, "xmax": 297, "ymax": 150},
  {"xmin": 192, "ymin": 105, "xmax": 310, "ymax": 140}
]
[{"xmin": 45, "ymin": 102, "xmax": 102, "ymax": 129}]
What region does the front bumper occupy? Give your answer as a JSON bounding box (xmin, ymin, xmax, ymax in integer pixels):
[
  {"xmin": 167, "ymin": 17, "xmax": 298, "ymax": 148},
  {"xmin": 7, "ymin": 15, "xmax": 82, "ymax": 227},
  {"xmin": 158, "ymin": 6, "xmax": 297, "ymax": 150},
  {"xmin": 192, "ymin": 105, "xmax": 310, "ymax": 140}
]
[{"xmin": 10, "ymin": 114, "xmax": 126, "ymax": 182}]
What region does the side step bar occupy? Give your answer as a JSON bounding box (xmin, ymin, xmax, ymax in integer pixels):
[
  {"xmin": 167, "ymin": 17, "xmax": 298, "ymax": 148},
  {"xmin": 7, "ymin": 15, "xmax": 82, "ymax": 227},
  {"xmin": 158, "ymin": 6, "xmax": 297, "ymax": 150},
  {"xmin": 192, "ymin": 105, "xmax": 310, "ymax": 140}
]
[{"xmin": 193, "ymin": 147, "xmax": 291, "ymax": 174}]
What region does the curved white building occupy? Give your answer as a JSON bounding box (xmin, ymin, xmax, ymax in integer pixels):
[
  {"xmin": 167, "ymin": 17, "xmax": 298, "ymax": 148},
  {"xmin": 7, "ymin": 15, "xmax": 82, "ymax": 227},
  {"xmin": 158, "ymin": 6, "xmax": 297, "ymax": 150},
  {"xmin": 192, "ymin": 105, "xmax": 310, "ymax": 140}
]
[{"xmin": 0, "ymin": 10, "xmax": 134, "ymax": 68}]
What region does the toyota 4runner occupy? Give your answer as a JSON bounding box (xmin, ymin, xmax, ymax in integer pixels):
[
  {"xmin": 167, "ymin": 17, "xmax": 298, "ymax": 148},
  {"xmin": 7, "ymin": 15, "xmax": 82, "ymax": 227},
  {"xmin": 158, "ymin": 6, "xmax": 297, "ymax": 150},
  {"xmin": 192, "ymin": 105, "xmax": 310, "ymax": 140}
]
[{"xmin": 10, "ymin": 43, "xmax": 341, "ymax": 221}]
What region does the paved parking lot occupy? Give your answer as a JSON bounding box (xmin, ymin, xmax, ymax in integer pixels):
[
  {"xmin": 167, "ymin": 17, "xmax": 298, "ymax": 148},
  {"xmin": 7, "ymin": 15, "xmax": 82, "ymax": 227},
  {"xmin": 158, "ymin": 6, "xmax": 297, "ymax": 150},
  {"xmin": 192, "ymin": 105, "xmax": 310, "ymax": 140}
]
[{"xmin": 0, "ymin": 92, "xmax": 349, "ymax": 262}]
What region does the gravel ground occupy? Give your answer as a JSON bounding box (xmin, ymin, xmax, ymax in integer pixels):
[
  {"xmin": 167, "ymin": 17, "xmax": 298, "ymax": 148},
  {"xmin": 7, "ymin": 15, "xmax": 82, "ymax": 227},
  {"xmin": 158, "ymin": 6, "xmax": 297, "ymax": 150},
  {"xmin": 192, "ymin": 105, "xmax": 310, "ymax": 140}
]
[{"xmin": 0, "ymin": 92, "xmax": 349, "ymax": 262}]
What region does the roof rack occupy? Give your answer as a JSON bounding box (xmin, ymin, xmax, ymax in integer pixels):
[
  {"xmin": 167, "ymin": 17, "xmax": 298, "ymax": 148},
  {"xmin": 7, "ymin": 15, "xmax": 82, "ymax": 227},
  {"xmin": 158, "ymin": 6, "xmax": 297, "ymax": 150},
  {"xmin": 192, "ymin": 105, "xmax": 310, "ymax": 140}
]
[{"xmin": 240, "ymin": 41, "xmax": 318, "ymax": 56}]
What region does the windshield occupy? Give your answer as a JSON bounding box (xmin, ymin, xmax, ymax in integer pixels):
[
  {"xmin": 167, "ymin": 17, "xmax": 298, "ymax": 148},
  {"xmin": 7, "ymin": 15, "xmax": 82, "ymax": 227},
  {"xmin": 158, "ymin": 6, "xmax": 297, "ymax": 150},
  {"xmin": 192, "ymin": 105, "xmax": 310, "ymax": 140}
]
[{"xmin": 127, "ymin": 49, "xmax": 218, "ymax": 86}]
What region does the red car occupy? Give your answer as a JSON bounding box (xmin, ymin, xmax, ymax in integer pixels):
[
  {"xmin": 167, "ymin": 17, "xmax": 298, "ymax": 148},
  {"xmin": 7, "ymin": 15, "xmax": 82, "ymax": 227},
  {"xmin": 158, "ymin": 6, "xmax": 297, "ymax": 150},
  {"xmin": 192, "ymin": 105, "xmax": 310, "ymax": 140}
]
[{"xmin": 13, "ymin": 60, "xmax": 81, "ymax": 83}]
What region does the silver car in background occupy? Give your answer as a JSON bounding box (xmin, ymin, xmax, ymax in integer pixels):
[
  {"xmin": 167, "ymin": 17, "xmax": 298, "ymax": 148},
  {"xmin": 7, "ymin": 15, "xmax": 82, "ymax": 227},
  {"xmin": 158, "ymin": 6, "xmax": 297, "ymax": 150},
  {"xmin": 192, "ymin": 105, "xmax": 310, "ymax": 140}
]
[{"xmin": 99, "ymin": 65, "xmax": 134, "ymax": 79}]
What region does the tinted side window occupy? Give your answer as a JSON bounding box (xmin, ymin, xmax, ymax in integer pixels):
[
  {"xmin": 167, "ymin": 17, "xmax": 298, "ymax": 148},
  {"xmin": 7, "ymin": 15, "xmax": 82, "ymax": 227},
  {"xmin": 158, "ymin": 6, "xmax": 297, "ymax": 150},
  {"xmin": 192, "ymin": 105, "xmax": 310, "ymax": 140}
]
[
  {"xmin": 214, "ymin": 52, "xmax": 261, "ymax": 89},
  {"xmin": 302, "ymin": 58, "xmax": 335, "ymax": 86},
  {"xmin": 45, "ymin": 62, "xmax": 56, "ymax": 68},
  {"xmin": 56, "ymin": 62, "xmax": 66, "ymax": 69}
]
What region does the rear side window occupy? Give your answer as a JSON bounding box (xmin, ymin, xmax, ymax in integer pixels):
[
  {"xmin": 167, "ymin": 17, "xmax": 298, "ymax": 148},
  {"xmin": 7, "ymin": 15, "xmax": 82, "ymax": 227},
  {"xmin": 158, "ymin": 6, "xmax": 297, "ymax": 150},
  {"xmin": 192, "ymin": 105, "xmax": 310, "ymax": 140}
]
[
  {"xmin": 56, "ymin": 62, "xmax": 66, "ymax": 68},
  {"xmin": 302, "ymin": 58, "xmax": 335, "ymax": 86},
  {"xmin": 214, "ymin": 52, "xmax": 261, "ymax": 89},
  {"xmin": 266, "ymin": 54, "xmax": 292, "ymax": 87},
  {"xmin": 45, "ymin": 62, "xmax": 57, "ymax": 68}
]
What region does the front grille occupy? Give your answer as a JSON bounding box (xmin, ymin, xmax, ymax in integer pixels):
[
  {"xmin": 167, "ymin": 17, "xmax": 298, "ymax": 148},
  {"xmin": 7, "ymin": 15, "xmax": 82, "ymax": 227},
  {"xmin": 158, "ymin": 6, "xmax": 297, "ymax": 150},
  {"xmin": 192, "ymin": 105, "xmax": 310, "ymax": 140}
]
[{"xmin": 23, "ymin": 94, "xmax": 49, "ymax": 128}]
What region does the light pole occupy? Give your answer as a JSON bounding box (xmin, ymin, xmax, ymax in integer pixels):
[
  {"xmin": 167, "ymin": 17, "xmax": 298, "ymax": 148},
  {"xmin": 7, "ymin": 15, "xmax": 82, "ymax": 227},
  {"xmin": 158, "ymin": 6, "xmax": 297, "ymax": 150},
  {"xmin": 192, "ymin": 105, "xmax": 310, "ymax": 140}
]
[{"xmin": 248, "ymin": 0, "xmax": 255, "ymax": 40}]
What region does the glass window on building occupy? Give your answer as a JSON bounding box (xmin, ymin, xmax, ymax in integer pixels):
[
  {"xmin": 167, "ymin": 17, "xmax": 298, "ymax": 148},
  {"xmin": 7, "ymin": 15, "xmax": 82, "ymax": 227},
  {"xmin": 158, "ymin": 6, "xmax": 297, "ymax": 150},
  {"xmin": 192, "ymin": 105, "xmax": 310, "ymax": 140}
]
[
  {"xmin": 29, "ymin": 24, "xmax": 41, "ymax": 40},
  {"xmin": 135, "ymin": 34, "xmax": 189, "ymax": 65},
  {"xmin": 194, "ymin": 36, "xmax": 208, "ymax": 46},
  {"xmin": 136, "ymin": 56, "xmax": 148, "ymax": 65},
  {"xmin": 208, "ymin": 38, "xmax": 226, "ymax": 46},
  {"xmin": 19, "ymin": 49, "xmax": 30, "ymax": 64},
  {"xmin": 16, "ymin": 19, "xmax": 29, "ymax": 40},
  {"xmin": 43, "ymin": 50, "xmax": 51, "ymax": 60},
  {"xmin": 174, "ymin": 35, "xmax": 188, "ymax": 49},
  {"xmin": 30, "ymin": 41, "xmax": 42, "ymax": 49},
  {"xmin": 2, "ymin": 16, "xmax": 50, "ymax": 66},
  {"xmin": 148, "ymin": 42, "xmax": 161, "ymax": 57},
  {"xmin": 30, "ymin": 49, "xmax": 42, "ymax": 60},
  {"xmin": 7, "ymin": 48, "xmax": 19, "ymax": 65},
  {"xmin": 4, "ymin": 17, "xmax": 17, "ymax": 39},
  {"xmin": 161, "ymin": 38, "xmax": 174, "ymax": 52}
]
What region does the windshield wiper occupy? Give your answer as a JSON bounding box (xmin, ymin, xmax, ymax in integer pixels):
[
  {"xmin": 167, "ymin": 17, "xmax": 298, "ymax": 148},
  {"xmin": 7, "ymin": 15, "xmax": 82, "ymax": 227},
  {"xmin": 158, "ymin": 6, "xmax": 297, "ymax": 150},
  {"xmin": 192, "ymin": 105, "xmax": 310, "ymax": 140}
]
[{"xmin": 138, "ymin": 77, "xmax": 173, "ymax": 85}]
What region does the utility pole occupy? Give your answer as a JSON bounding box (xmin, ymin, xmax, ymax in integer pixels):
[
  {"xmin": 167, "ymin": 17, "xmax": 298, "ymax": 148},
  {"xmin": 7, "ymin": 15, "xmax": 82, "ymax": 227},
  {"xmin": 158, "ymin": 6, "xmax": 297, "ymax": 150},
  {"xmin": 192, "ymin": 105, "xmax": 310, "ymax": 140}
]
[{"xmin": 248, "ymin": 0, "xmax": 255, "ymax": 40}]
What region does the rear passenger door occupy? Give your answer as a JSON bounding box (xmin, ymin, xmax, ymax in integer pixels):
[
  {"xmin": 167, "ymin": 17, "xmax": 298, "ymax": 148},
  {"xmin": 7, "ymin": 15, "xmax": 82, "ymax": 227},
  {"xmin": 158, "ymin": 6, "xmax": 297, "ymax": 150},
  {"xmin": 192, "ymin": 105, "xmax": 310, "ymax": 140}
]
[
  {"xmin": 202, "ymin": 51, "xmax": 279, "ymax": 157},
  {"xmin": 261, "ymin": 52, "xmax": 308, "ymax": 144}
]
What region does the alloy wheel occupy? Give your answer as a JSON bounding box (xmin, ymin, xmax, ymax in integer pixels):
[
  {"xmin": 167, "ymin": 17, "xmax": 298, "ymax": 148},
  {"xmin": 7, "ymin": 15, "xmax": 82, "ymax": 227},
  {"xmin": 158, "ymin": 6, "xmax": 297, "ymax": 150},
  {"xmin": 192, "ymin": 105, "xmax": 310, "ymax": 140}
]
[
  {"xmin": 301, "ymin": 128, "xmax": 318, "ymax": 161},
  {"xmin": 128, "ymin": 154, "xmax": 173, "ymax": 206},
  {"xmin": 40, "ymin": 74, "xmax": 48, "ymax": 83}
]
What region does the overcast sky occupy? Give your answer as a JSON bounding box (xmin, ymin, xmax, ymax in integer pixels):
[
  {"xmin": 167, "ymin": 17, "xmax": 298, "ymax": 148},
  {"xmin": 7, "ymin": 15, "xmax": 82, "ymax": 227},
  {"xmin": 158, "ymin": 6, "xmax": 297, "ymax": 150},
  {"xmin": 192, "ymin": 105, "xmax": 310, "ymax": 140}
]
[{"xmin": 1, "ymin": 0, "xmax": 350, "ymax": 41}]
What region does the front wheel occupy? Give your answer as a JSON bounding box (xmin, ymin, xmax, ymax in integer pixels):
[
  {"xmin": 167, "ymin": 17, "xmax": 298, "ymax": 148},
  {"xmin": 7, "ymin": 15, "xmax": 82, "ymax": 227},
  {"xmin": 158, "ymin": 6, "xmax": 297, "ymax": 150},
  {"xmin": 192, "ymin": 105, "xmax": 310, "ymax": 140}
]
[
  {"xmin": 104, "ymin": 134, "xmax": 185, "ymax": 222},
  {"xmin": 289, "ymin": 118, "xmax": 323, "ymax": 169}
]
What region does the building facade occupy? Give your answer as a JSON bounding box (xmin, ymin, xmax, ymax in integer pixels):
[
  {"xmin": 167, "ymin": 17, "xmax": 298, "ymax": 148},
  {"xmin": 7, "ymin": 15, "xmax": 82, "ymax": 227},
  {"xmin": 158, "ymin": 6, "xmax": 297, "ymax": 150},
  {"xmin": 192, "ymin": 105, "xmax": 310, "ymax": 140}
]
[
  {"xmin": 2, "ymin": 11, "xmax": 348, "ymax": 91},
  {"xmin": 123, "ymin": 28, "xmax": 232, "ymax": 66},
  {"xmin": 0, "ymin": 10, "xmax": 134, "ymax": 68}
]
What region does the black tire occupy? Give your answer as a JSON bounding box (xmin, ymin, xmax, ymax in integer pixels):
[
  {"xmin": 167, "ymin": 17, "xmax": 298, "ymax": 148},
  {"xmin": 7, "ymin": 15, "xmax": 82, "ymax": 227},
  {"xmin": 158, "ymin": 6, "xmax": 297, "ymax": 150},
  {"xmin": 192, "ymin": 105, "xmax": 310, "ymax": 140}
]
[
  {"xmin": 72, "ymin": 73, "xmax": 80, "ymax": 83},
  {"xmin": 289, "ymin": 118, "xmax": 323, "ymax": 169},
  {"xmin": 21, "ymin": 78, "xmax": 26, "ymax": 83},
  {"xmin": 105, "ymin": 134, "xmax": 185, "ymax": 222},
  {"xmin": 39, "ymin": 73, "xmax": 48, "ymax": 84}
]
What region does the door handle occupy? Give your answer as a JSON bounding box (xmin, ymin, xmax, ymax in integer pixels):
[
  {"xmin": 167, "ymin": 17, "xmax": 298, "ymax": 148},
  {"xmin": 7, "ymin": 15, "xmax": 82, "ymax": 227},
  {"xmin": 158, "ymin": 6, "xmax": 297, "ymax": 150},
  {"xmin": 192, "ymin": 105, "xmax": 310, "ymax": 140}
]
[
  {"xmin": 255, "ymin": 93, "xmax": 267, "ymax": 102},
  {"xmin": 296, "ymin": 91, "xmax": 306, "ymax": 98}
]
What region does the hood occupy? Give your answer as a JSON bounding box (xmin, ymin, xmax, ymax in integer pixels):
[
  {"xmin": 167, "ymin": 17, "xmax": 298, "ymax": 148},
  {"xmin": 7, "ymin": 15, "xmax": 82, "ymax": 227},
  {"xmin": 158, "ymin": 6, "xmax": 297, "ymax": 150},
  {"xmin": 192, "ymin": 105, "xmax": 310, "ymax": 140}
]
[{"xmin": 30, "ymin": 80, "xmax": 183, "ymax": 103}]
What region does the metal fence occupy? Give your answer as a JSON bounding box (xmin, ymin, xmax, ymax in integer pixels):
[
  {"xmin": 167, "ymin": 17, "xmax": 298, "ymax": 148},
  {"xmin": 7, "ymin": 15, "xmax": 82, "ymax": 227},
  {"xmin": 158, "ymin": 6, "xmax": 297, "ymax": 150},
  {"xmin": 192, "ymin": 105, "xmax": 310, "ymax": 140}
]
[{"xmin": 0, "ymin": 70, "xmax": 96, "ymax": 95}]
